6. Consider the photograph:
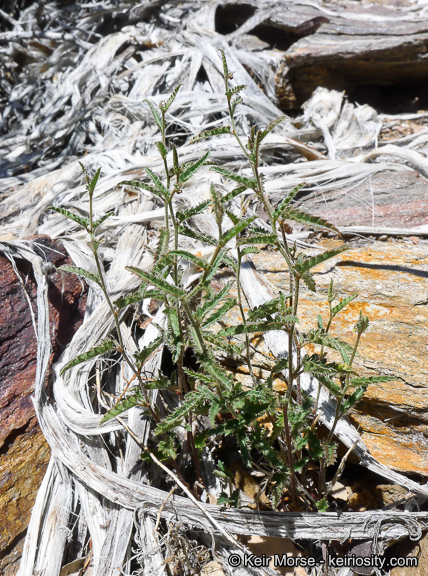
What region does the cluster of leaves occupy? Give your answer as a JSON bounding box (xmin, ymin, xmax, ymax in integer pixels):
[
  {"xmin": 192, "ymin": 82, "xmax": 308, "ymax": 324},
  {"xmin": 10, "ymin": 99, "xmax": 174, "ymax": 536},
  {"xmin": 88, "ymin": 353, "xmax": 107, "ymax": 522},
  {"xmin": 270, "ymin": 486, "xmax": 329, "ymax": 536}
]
[{"xmin": 51, "ymin": 51, "xmax": 393, "ymax": 512}]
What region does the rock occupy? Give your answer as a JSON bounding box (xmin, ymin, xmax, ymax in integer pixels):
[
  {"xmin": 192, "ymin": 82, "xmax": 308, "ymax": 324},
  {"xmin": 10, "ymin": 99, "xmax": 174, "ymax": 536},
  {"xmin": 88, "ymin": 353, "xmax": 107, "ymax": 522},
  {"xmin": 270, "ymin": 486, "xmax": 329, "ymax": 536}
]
[
  {"xmin": 390, "ymin": 531, "xmax": 428, "ymax": 576},
  {"xmin": 221, "ymin": 237, "xmax": 428, "ymax": 477},
  {"xmin": 0, "ymin": 236, "xmax": 86, "ymax": 575}
]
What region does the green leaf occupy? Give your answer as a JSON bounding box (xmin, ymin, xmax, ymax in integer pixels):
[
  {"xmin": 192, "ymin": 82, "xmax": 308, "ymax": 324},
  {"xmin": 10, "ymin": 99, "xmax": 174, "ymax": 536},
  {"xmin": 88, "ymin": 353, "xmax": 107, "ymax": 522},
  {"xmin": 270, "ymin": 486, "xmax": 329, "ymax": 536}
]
[
  {"xmin": 93, "ymin": 211, "xmax": 113, "ymax": 230},
  {"xmin": 126, "ymin": 267, "xmax": 186, "ymax": 298},
  {"xmin": 355, "ymin": 311, "xmax": 369, "ymax": 335},
  {"xmin": 202, "ymin": 298, "xmax": 237, "ymax": 328},
  {"xmin": 113, "ymin": 290, "xmax": 143, "ymax": 308},
  {"xmin": 301, "ymin": 271, "xmax": 316, "ymax": 292},
  {"xmin": 169, "ymin": 249, "xmax": 210, "ymax": 270},
  {"xmin": 189, "ymin": 126, "xmax": 231, "ymax": 145},
  {"xmin": 239, "ymin": 247, "xmax": 258, "ymax": 258},
  {"xmin": 198, "ymin": 355, "xmax": 234, "ymax": 391},
  {"xmin": 350, "ymin": 375, "xmax": 394, "ymax": 386},
  {"xmin": 48, "ymin": 206, "xmax": 90, "ymax": 230},
  {"xmin": 294, "ymin": 246, "xmax": 348, "ymax": 275},
  {"xmin": 210, "ymin": 166, "xmax": 257, "ymax": 189},
  {"xmin": 179, "ymin": 225, "xmax": 217, "ymax": 246},
  {"xmin": 219, "ymin": 184, "xmax": 247, "ymax": 205},
  {"xmin": 272, "ymin": 183, "xmax": 307, "ymax": 224},
  {"xmin": 100, "ymin": 391, "xmax": 145, "ymax": 424},
  {"xmin": 176, "ymin": 200, "xmax": 212, "ymax": 223},
  {"xmin": 156, "ymin": 141, "xmax": 168, "ymax": 159},
  {"xmin": 119, "ymin": 179, "xmax": 166, "ymax": 201},
  {"xmin": 196, "ymin": 281, "xmax": 234, "ymax": 319},
  {"xmin": 58, "ymin": 265, "xmax": 100, "ymax": 285},
  {"xmin": 219, "ymin": 216, "xmax": 256, "ymax": 247},
  {"xmin": 88, "ymin": 167, "xmax": 101, "ymax": 195},
  {"xmin": 180, "ymin": 151, "xmax": 210, "ymax": 183},
  {"xmin": 259, "ymin": 115, "xmax": 288, "ymax": 142},
  {"xmin": 306, "ymin": 332, "xmax": 353, "ymax": 364},
  {"xmin": 331, "ymin": 294, "xmax": 358, "ymax": 317},
  {"xmin": 226, "ymin": 84, "xmax": 246, "ymax": 99},
  {"xmin": 146, "ymin": 168, "xmax": 168, "ymax": 199},
  {"xmin": 219, "ymin": 49, "xmax": 229, "ymax": 80},
  {"xmin": 247, "ymin": 296, "xmax": 292, "ymax": 321},
  {"xmin": 204, "ymin": 249, "xmax": 230, "ymax": 283},
  {"xmin": 159, "ymin": 85, "xmax": 182, "ymax": 113},
  {"xmin": 218, "ymin": 319, "xmax": 297, "ymax": 337},
  {"xmin": 286, "ymin": 209, "xmax": 339, "ymax": 233},
  {"xmin": 144, "ymin": 98, "xmax": 163, "ymax": 131},
  {"xmin": 237, "ymin": 233, "xmax": 278, "ymax": 247},
  {"xmin": 134, "ymin": 336, "xmax": 163, "ymax": 366},
  {"xmin": 209, "ymin": 401, "xmax": 221, "ymax": 425},
  {"xmin": 202, "ymin": 331, "xmax": 244, "ymax": 356},
  {"xmin": 342, "ymin": 385, "xmax": 367, "ymax": 413},
  {"xmin": 158, "ymin": 438, "xmax": 178, "ymax": 460},
  {"xmin": 231, "ymin": 96, "xmax": 243, "ymax": 115},
  {"xmin": 60, "ymin": 340, "xmax": 116, "ymax": 376},
  {"xmin": 155, "ymin": 392, "xmax": 201, "ymax": 434}
]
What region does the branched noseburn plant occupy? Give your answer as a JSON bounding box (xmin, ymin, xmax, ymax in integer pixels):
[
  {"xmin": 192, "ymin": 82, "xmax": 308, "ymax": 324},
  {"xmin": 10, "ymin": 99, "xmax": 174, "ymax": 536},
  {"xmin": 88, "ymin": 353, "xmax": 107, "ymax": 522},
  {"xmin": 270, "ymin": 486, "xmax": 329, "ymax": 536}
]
[{"xmin": 50, "ymin": 51, "xmax": 393, "ymax": 514}]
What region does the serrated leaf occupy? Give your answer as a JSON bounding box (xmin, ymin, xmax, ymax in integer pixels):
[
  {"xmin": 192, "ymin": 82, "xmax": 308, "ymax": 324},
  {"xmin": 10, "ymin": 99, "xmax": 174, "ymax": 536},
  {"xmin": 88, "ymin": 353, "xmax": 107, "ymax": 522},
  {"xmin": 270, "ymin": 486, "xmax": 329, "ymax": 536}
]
[
  {"xmin": 155, "ymin": 392, "xmax": 201, "ymax": 434},
  {"xmin": 146, "ymin": 167, "xmax": 168, "ymax": 199},
  {"xmin": 134, "ymin": 336, "xmax": 163, "ymax": 365},
  {"xmin": 219, "ymin": 216, "xmax": 256, "ymax": 247},
  {"xmin": 88, "ymin": 167, "xmax": 101, "ymax": 195},
  {"xmin": 119, "ymin": 179, "xmax": 166, "ymax": 200},
  {"xmin": 295, "ymin": 246, "xmax": 348, "ymax": 275},
  {"xmin": 224, "ymin": 208, "xmax": 239, "ymax": 225},
  {"xmin": 331, "ymin": 294, "xmax": 358, "ymax": 317},
  {"xmin": 126, "ymin": 266, "xmax": 186, "ymax": 298},
  {"xmin": 100, "ymin": 391, "xmax": 145, "ymax": 424},
  {"xmin": 196, "ymin": 280, "xmax": 234, "ymax": 319},
  {"xmin": 179, "ymin": 225, "xmax": 217, "ymax": 246},
  {"xmin": 218, "ymin": 319, "xmax": 297, "ymax": 337},
  {"xmin": 144, "ymin": 98, "xmax": 163, "ymax": 131},
  {"xmin": 202, "ymin": 298, "xmax": 237, "ymax": 328},
  {"xmin": 61, "ymin": 340, "xmax": 116, "ymax": 375},
  {"xmin": 189, "ymin": 126, "xmax": 231, "ymax": 145},
  {"xmin": 219, "ymin": 184, "xmax": 247, "ymax": 205},
  {"xmin": 167, "ymin": 249, "xmax": 208, "ymax": 270},
  {"xmin": 113, "ymin": 290, "xmax": 143, "ymax": 308},
  {"xmin": 226, "ymin": 84, "xmax": 246, "ymax": 98},
  {"xmin": 93, "ymin": 211, "xmax": 113, "ymax": 230},
  {"xmin": 239, "ymin": 247, "xmax": 258, "ymax": 257},
  {"xmin": 247, "ymin": 296, "xmax": 292, "ymax": 321},
  {"xmin": 306, "ymin": 332, "xmax": 353, "ymax": 364},
  {"xmin": 231, "ymin": 96, "xmax": 243, "ymax": 115},
  {"xmin": 156, "ymin": 141, "xmax": 168, "ymax": 159},
  {"xmin": 342, "ymin": 386, "xmax": 367, "ymax": 413},
  {"xmin": 286, "ymin": 209, "xmax": 339, "ymax": 233},
  {"xmin": 301, "ymin": 270, "xmax": 316, "ymax": 292},
  {"xmin": 210, "ymin": 166, "xmax": 257, "ymax": 189},
  {"xmin": 272, "ymin": 183, "xmax": 307, "ymax": 223},
  {"xmin": 355, "ymin": 311, "xmax": 370, "ymax": 334},
  {"xmin": 58, "ymin": 265, "xmax": 100, "ymax": 285},
  {"xmin": 158, "ymin": 438, "xmax": 177, "ymax": 460},
  {"xmin": 159, "ymin": 84, "xmax": 181, "ymax": 113},
  {"xmin": 350, "ymin": 375, "xmax": 394, "ymax": 386},
  {"xmin": 180, "ymin": 151, "xmax": 210, "ymax": 183},
  {"xmin": 259, "ymin": 115, "xmax": 288, "ymax": 142},
  {"xmin": 198, "ymin": 356, "xmax": 234, "ymax": 391},
  {"xmin": 236, "ymin": 233, "xmax": 278, "ymax": 247},
  {"xmin": 219, "ymin": 49, "xmax": 229, "ymax": 79},
  {"xmin": 48, "ymin": 206, "xmax": 90, "ymax": 230},
  {"xmin": 176, "ymin": 200, "xmax": 212, "ymax": 223},
  {"xmin": 204, "ymin": 249, "xmax": 230, "ymax": 283},
  {"xmin": 202, "ymin": 332, "xmax": 244, "ymax": 356},
  {"xmin": 209, "ymin": 401, "xmax": 221, "ymax": 425}
]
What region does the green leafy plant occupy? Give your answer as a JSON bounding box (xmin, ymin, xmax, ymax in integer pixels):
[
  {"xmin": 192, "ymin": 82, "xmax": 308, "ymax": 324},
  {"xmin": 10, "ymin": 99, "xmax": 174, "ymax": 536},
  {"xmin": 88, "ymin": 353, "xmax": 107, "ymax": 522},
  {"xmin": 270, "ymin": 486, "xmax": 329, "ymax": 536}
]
[{"xmin": 50, "ymin": 52, "xmax": 393, "ymax": 512}]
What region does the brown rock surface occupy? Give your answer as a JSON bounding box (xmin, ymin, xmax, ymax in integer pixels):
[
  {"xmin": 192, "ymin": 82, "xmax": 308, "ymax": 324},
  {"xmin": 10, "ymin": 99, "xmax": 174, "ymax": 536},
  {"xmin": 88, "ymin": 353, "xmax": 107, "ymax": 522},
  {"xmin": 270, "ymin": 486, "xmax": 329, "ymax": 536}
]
[{"xmin": 0, "ymin": 236, "xmax": 87, "ymax": 575}]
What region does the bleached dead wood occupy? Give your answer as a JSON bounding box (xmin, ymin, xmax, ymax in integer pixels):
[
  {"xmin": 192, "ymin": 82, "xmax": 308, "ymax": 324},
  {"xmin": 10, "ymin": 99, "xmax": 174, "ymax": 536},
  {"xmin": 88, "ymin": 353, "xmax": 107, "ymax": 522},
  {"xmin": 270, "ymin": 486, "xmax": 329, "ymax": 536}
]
[{"xmin": 1, "ymin": 1, "xmax": 427, "ymax": 575}]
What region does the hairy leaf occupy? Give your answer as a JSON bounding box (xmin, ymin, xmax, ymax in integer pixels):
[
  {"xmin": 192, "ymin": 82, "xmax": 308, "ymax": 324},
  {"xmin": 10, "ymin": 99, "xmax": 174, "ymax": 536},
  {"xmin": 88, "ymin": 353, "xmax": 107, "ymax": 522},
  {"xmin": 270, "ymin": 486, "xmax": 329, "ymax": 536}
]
[
  {"xmin": 189, "ymin": 126, "xmax": 231, "ymax": 145},
  {"xmin": 156, "ymin": 141, "xmax": 168, "ymax": 159},
  {"xmin": 286, "ymin": 209, "xmax": 339, "ymax": 233},
  {"xmin": 93, "ymin": 211, "xmax": 113, "ymax": 230},
  {"xmin": 100, "ymin": 391, "xmax": 145, "ymax": 424},
  {"xmin": 60, "ymin": 340, "xmax": 115, "ymax": 375},
  {"xmin": 271, "ymin": 183, "xmax": 307, "ymax": 223},
  {"xmin": 179, "ymin": 225, "xmax": 217, "ymax": 246},
  {"xmin": 218, "ymin": 319, "xmax": 297, "ymax": 337},
  {"xmin": 48, "ymin": 206, "xmax": 89, "ymax": 230},
  {"xmin": 58, "ymin": 265, "xmax": 100, "ymax": 285},
  {"xmin": 331, "ymin": 294, "xmax": 358, "ymax": 317},
  {"xmin": 259, "ymin": 115, "xmax": 288, "ymax": 142},
  {"xmin": 159, "ymin": 84, "xmax": 182, "ymax": 113},
  {"xmin": 196, "ymin": 280, "xmax": 234, "ymax": 319},
  {"xmin": 226, "ymin": 84, "xmax": 247, "ymax": 99},
  {"xmin": 126, "ymin": 266, "xmax": 186, "ymax": 298},
  {"xmin": 176, "ymin": 200, "xmax": 211, "ymax": 223},
  {"xmin": 219, "ymin": 216, "xmax": 256, "ymax": 247},
  {"xmin": 210, "ymin": 166, "xmax": 257, "ymax": 189},
  {"xmin": 220, "ymin": 184, "xmax": 247, "ymax": 205},
  {"xmin": 146, "ymin": 168, "xmax": 168, "ymax": 199},
  {"xmin": 202, "ymin": 298, "xmax": 237, "ymax": 328},
  {"xmin": 144, "ymin": 98, "xmax": 163, "ymax": 131},
  {"xmin": 134, "ymin": 336, "xmax": 163, "ymax": 366},
  {"xmin": 119, "ymin": 179, "xmax": 165, "ymax": 200},
  {"xmin": 237, "ymin": 233, "xmax": 278, "ymax": 247},
  {"xmin": 180, "ymin": 151, "xmax": 210, "ymax": 183}
]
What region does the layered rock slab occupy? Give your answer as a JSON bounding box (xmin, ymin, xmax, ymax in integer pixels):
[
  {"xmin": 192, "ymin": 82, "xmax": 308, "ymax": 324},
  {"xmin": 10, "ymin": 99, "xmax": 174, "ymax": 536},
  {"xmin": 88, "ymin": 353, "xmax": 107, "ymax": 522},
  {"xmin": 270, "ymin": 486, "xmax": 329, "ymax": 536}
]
[{"xmin": 0, "ymin": 236, "xmax": 87, "ymax": 575}]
